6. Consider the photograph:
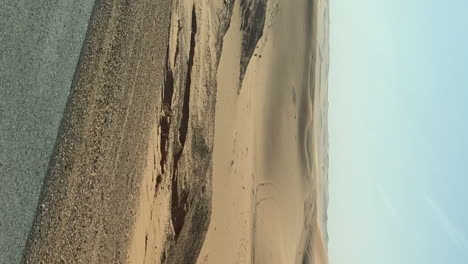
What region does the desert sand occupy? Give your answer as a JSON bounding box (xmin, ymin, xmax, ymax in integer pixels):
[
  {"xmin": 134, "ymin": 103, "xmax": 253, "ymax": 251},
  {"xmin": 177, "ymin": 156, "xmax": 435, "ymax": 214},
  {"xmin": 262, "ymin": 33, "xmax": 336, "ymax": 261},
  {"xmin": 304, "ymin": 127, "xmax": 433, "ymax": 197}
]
[
  {"xmin": 129, "ymin": 0, "xmax": 329, "ymax": 263},
  {"xmin": 23, "ymin": 0, "xmax": 329, "ymax": 263}
]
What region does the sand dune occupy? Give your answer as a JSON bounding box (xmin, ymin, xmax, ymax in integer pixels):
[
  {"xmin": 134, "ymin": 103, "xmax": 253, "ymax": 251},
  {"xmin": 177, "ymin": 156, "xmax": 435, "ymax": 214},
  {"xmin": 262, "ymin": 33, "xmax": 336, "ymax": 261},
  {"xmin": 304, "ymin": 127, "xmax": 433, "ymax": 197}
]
[{"xmin": 130, "ymin": 0, "xmax": 329, "ymax": 263}]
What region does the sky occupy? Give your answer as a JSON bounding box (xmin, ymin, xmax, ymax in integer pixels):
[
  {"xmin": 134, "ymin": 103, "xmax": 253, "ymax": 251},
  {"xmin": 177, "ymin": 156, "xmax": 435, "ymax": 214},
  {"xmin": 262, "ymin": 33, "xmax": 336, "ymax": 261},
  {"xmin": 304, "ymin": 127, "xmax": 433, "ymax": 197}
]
[{"xmin": 329, "ymin": 0, "xmax": 468, "ymax": 263}]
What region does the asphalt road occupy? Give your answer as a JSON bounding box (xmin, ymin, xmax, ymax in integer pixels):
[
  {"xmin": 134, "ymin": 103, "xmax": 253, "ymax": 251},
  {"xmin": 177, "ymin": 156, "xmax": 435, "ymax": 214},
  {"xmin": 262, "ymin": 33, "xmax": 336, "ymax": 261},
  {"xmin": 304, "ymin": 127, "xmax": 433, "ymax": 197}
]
[
  {"xmin": 22, "ymin": 0, "xmax": 172, "ymax": 263},
  {"xmin": 0, "ymin": 1, "xmax": 95, "ymax": 263}
]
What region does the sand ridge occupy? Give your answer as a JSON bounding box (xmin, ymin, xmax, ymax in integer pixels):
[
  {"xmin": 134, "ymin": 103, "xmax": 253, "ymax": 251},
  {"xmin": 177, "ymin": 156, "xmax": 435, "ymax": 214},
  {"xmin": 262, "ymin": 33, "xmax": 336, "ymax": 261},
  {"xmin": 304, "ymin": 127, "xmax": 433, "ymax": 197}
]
[{"xmin": 128, "ymin": 0, "xmax": 236, "ymax": 263}]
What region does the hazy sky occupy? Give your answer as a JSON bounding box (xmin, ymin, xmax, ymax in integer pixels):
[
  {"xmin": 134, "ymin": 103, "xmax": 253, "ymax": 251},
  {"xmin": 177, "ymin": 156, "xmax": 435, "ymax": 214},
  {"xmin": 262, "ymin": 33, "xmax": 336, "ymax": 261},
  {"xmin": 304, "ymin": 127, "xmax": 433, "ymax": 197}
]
[{"xmin": 329, "ymin": 0, "xmax": 468, "ymax": 263}]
